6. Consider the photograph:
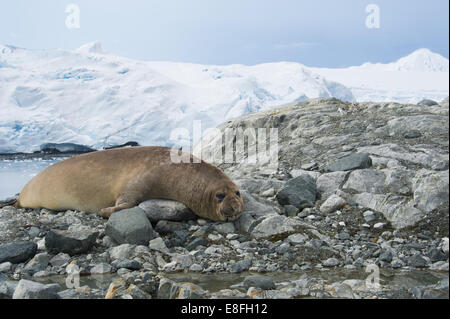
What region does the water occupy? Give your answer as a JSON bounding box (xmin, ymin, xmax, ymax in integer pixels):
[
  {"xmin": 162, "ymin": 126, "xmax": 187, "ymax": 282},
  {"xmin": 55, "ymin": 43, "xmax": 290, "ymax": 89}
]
[
  {"xmin": 33, "ymin": 269, "xmax": 448, "ymax": 297},
  {"xmin": 0, "ymin": 158, "xmax": 64, "ymax": 199}
]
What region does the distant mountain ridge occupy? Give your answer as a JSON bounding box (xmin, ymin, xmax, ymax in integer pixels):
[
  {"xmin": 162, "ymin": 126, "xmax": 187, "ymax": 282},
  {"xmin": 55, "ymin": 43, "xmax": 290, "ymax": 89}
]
[{"xmin": 0, "ymin": 42, "xmax": 448, "ymax": 153}]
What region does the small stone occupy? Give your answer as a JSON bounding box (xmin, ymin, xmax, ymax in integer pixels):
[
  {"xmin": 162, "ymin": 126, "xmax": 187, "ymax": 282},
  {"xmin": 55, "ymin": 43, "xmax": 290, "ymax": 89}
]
[
  {"xmin": 373, "ymin": 223, "xmax": 385, "ymax": 229},
  {"xmin": 284, "ymin": 205, "xmax": 299, "ymax": 217},
  {"xmin": 45, "ymin": 229, "xmax": 98, "ymax": 255},
  {"xmin": 186, "ymin": 237, "xmax": 207, "ymax": 251},
  {"xmin": 109, "ymin": 244, "xmax": 135, "ymax": 260},
  {"xmin": 323, "ymin": 258, "xmax": 340, "ymax": 267},
  {"xmin": 149, "ymin": 237, "xmax": 170, "ymax": 254},
  {"xmin": 197, "ymin": 219, "xmax": 208, "ymax": 226},
  {"xmin": 418, "ymin": 99, "xmax": 438, "ymax": 106},
  {"xmin": 0, "ymin": 242, "xmax": 37, "ymax": 264},
  {"xmin": 111, "ymin": 259, "xmax": 142, "ymax": 270},
  {"xmin": 404, "ymin": 130, "xmax": 422, "ymax": 139},
  {"xmin": 230, "ymin": 259, "xmax": 252, "ymax": 273},
  {"xmin": 319, "ymin": 195, "xmax": 346, "ymax": 214},
  {"xmin": 363, "ymin": 211, "xmax": 376, "ymax": 222},
  {"xmin": 0, "ymin": 262, "xmax": 12, "ymax": 273}
]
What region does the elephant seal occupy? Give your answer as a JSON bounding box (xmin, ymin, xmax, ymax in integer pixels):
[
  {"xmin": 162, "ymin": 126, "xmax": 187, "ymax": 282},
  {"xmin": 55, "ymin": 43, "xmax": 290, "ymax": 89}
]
[{"xmin": 15, "ymin": 146, "xmax": 243, "ymax": 221}]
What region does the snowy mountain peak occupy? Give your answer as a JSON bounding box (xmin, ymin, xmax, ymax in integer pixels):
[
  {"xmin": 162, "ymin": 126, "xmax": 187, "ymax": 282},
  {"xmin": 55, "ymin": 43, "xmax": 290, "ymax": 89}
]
[
  {"xmin": 391, "ymin": 48, "xmax": 449, "ymax": 72},
  {"xmin": 76, "ymin": 41, "xmax": 104, "ymax": 54}
]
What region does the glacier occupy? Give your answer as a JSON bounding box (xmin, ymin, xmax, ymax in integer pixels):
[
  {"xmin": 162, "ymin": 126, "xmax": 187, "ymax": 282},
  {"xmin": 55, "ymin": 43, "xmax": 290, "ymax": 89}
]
[{"xmin": 0, "ymin": 42, "xmax": 448, "ymax": 153}]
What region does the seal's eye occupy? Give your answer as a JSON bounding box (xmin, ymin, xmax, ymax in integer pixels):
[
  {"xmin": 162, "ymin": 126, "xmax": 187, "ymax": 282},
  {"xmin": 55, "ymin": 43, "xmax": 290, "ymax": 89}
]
[
  {"xmin": 236, "ymin": 191, "xmax": 240, "ymax": 197},
  {"xmin": 216, "ymin": 194, "xmax": 226, "ymax": 202}
]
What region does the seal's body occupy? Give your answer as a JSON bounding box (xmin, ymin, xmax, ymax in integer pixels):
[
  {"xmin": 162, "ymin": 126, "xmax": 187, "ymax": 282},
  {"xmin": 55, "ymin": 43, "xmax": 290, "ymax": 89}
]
[{"xmin": 17, "ymin": 146, "xmax": 243, "ymax": 221}]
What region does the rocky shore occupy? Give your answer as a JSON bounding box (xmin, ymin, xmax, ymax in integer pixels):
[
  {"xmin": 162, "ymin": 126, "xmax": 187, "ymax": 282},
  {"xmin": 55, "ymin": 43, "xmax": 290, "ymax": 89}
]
[{"xmin": 1, "ymin": 97, "xmax": 448, "ymax": 299}]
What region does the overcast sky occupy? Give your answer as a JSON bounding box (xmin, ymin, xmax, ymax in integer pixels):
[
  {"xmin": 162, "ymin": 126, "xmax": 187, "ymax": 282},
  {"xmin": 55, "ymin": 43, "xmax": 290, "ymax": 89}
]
[{"xmin": 1, "ymin": 0, "xmax": 448, "ymax": 67}]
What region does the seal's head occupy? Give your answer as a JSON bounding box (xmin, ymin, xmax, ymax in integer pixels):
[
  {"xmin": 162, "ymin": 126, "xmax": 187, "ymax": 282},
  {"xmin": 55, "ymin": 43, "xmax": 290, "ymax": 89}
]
[{"xmin": 213, "ymin": 185, "xmax": 244, "ymax": 222}]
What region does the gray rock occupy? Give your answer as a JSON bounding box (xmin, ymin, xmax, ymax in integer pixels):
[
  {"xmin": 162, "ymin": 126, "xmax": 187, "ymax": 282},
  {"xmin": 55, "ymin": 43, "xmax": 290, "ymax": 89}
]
[
  {"xmin": 23, "ymin": 253, "xmax": 49, "ymax": 274},
  {"xmin": 105, "ymin": 207, "xmax": 157, "ymax": 245},
  {"xmin": 243, "ymin": 275, "xmax": 275, "ymax": 290},
  {"xmin": 284, "ymin": 205, "xmax": 299, "ymax": 217},
  {"xmin": 0, "ymin": 242, "xmax": 37, "ymax": 264},
  {"xmin": 404, "ymin": 130, "xmax": 422, "ymax": 139},
  {"xmin": 90, "ymin": 263, "xmax": 112, "ymax": 274},
  {"xmin": 412, "ymin": 170, "xmax": 449, "ymax": 213},
  {"xmin": 0, "ymin": 262, "xmax": 12, "ymax": 273},
  {"xmin": 139, "ymin": 199, "xmax": 196, "ymax": 223},
  {"xmin": 45, "ymin": 229, "xmax": 98, "ymax": 255},
  {"xmin": 322, "ymin": 258, "xmax": 340, "ymax": 267},
  {"xmin": 49, "ymin": 253, "xmax": 71, "ymax": 267},
  {"xmin": 250, "ymin": 214, "xmax": 315, "ymax": 240},
  {"xmin": 158, "ymin": 278, "xmax": 207, "ymax": 299},
  {"xmin": 230, "ymin": 258, "xmax": 252, "ymax": 273},
  {"xmin": 418, "ymin": 99, "xmax": 438, "ymax": 106},
  {"xmin": 316, "ymin": 171, "xmax": 348, "ymax": 198},
  {"xmin": 109, "ymin": 244, "xmax": 135, "ymax": 260},
  {"xmin": 12, "ymin": 279, "xmax": 61, "ymax": 299},
  {"xmin": 112, "ymin": 259, "xmax": 142, "ymax": 270},
  {"xmin": 276, "ymin": 174, "xmax": 316, "ymax": 209},
  {"xmin": 213, "ymin": 222, "xmax": 235, "ymax": 234},
  {"xmin": 40, "ymin": 142, "xmax": 95, "ymax": 154},
  {"xmin": 428, "ymin": 248, "xmax": 447, "ymax": 263},
  {"xmin": 149, "ymin": 237, "xmax": 170, "ymax": 254},
  {"xmin": 408, "ymin": 253, "xmax": 428, "ymax": 268},
  {"xmin": 324, "ymin": 153, "xmax": 372, "ymax": 172},
  {"xmin": 186, "ymin": 237, "xmax": 207, "ymax": 251},
  {"xmin": 0, "ymin": 280, "xmax": 18, "ymax": 299},
  {"xmin": 233, "ymin": 212, "xmax": 257, "ymax": 234},
  {"xmin": 319, "ymin": 195, "xmax": 346, "ymax": 214},
  {"xmin": 343, "ymin": 169, "xmax": 386, "ymax": 194}
]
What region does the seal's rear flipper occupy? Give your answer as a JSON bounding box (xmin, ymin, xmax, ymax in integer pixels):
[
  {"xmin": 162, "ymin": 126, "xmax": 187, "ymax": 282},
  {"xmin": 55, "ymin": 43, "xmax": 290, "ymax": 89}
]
[{"xmin": 0, "ymin": 199, "xmax": 18, "ymax": 209}]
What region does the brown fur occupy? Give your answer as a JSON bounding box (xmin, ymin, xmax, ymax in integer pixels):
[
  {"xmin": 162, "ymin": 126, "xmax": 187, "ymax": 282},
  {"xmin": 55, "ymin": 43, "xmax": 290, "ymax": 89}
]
[{"xmin": 17, "ymin": 146, "xmax": 243, "ymax": 221}]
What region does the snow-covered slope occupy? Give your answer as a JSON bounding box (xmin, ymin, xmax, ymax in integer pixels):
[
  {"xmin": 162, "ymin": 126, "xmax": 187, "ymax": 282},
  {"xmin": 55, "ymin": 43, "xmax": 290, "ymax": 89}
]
[
  {"xmin": 0, "ymin": 43, "xmax": 448, "ymax": 153},
  {"xmin": 0, "ymin": 42, "xmax": 353, "ymax": 153},
  {"xmin": 311, "ymin": 48, "xmax": 449, "ymax": 103}
]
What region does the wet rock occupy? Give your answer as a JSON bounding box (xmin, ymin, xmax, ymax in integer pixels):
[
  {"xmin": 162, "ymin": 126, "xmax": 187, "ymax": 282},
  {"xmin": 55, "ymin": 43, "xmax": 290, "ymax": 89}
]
[
  {"xmin": 0, "ymin": 242, "xmax": 37, "ymax": 264},
  {"xmin": 45, "ymin": 229, "xmax": 98, "ymax": 255},
  {"xmin": 139, "ymin": 199, "xmax": 196, "ymax": 223},
  {"xmin": 12, "ymin": 279, "xmax": 61, "ymax": 299},
  {"xmin": 157, "ymin": 278, "xmax": 207, "ymax": 299},
  {"xmin": 243, "ymin": 275, "xmax": 275, "ymax": 290},
  {"xmin": 324, "ymin": 153, "xmax": 372, "ymax": 172},
  {"xmin": 90, "ymin": 263, "xmax": 112, "ymax": 274},
  {"xmin": 105, "ymin": 207, "xmax": 157, "ymax": 245},
  {"xmin": 276, "ymin": 174, "xmax": 316, "ymax": 209}
]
